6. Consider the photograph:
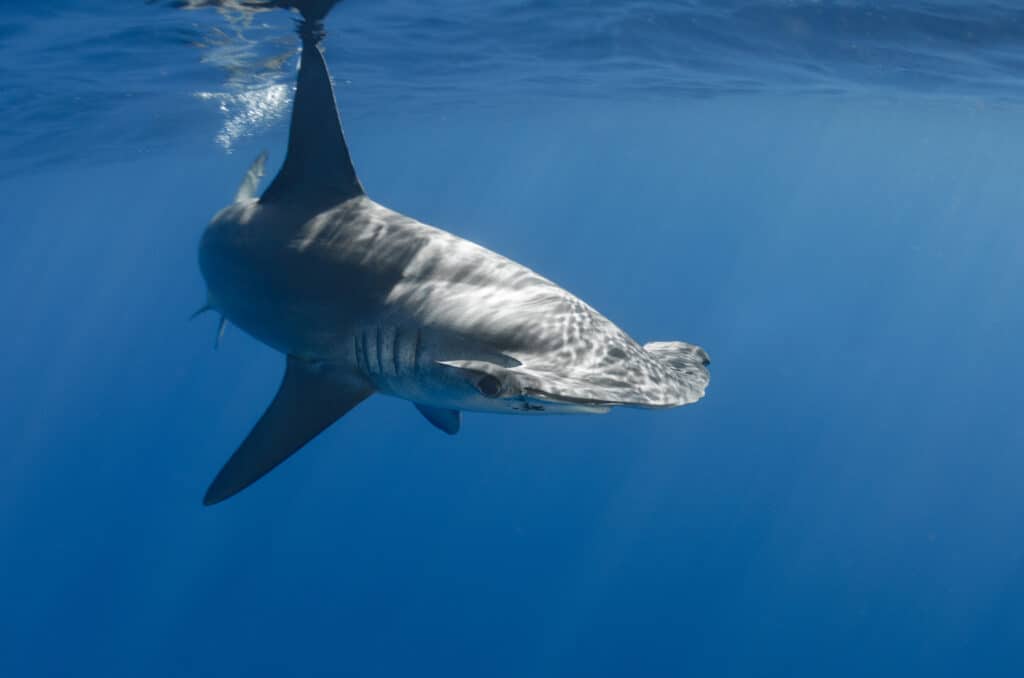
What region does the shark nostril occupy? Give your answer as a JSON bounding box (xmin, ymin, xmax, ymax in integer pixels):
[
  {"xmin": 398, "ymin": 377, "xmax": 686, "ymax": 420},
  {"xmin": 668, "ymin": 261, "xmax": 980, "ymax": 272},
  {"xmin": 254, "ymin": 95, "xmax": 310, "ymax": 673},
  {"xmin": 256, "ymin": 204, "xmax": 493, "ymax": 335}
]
[{"xmin": 477, "ymin": 375, "xmax": 502, "ymax": 398}]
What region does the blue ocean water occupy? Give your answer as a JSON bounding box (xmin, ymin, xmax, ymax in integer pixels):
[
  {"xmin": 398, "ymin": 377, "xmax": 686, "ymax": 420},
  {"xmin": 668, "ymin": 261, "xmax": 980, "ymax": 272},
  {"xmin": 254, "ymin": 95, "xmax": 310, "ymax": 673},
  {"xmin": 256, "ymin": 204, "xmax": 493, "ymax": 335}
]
[{"xmin": 2, "ymin": 1, "xmax": 1023, "ymax": 676}]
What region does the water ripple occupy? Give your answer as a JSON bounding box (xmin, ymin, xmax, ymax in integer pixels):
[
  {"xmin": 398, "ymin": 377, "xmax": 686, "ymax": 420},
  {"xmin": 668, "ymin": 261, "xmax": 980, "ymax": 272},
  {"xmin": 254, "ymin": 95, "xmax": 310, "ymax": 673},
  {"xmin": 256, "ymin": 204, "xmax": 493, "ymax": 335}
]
[{"xmin": 2, "ymin": 0, "xmax": 1023, "ymax": 175}]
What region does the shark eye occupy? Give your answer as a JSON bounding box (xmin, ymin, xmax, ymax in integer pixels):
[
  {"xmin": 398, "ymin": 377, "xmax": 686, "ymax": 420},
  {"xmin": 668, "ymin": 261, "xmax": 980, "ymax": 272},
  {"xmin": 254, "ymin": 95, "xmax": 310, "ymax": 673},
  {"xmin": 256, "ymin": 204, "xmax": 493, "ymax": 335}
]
[{"xmin": 476, "ymin": 374, "xmax": 502, "ymax": 398}]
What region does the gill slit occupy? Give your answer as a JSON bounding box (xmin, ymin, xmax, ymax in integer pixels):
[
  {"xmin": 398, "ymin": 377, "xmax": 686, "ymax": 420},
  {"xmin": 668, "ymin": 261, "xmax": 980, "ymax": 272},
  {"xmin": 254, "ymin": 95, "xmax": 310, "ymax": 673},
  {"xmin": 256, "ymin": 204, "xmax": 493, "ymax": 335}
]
[
  {"xmin": 362, "ymin": 328, "xmax": 371, "ymax": 375},
  {"xmin": 392, "ymin": 327, "xmax": 401, "ymax": 376},
  {"xmin": 413, "ymin": 328, "xmax": 422, "ymax": 375},
  {"xmin": 375, "ymin": 326, "xmax": 384, "ymax": 375}
]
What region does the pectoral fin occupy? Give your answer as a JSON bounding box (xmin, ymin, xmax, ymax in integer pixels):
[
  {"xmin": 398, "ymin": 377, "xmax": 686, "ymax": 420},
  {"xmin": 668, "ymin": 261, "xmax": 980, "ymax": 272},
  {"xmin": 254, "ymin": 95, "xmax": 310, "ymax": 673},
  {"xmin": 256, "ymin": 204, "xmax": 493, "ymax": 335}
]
[
  {"xmin": 203, "ymin": 356, "xmax": 373, "ymax": 505},
  {"xmin": 234, "ymin": 151, "xmax": 268, "ymax": 202},
  {"xmin": 414, "ymin": 403, "xmax": 461, "ymax": 435}
]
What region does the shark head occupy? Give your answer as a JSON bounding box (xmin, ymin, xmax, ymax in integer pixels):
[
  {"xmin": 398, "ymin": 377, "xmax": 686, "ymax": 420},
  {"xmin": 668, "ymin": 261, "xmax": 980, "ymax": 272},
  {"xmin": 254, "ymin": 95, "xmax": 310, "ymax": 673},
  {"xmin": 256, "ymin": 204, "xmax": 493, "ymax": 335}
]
[{"xmin": 430, "ymin": 359, "xmax": 612, "ymax": 415}]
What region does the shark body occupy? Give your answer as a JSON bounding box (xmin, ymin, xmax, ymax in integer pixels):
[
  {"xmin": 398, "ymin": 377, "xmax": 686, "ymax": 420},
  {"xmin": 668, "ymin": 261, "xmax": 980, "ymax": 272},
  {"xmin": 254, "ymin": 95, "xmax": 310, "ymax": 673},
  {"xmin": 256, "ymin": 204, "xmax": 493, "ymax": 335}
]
[{"xmin": 197, "ymin": 1, "xmax": 710, "ymax": 505}]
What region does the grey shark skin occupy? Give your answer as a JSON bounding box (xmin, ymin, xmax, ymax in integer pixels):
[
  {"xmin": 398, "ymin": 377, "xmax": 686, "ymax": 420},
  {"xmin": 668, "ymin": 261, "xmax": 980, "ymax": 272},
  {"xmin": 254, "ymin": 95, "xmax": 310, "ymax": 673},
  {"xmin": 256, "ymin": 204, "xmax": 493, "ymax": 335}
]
[{"xmin": 197, "ymin": 1, "xmax": 710, "ymax": 505}]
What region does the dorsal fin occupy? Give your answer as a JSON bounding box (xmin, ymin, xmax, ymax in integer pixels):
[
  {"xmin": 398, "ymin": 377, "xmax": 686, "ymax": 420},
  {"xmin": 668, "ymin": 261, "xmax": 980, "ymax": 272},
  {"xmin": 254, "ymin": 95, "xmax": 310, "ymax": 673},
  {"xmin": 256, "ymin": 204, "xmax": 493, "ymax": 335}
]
[{"xmin": 260, "ymin": 19, "xmax": 364, "ymax": 207}]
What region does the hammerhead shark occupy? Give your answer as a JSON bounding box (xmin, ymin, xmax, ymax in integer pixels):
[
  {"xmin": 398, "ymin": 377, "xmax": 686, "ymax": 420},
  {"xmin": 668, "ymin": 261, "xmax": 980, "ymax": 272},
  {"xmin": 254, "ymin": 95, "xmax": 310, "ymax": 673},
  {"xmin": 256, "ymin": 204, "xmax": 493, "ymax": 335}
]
[{"xmin": 196, "ymin": 0, "xmax": 710, "ymax": 505}]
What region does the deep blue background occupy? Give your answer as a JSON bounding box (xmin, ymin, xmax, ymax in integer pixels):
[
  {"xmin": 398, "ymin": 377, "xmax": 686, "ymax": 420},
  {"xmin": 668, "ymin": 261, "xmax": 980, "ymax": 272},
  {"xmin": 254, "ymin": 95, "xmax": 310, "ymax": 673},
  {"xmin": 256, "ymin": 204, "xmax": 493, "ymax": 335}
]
[{"xmin": 2, "ymin": 3, "xmax": 1024, "ymax": 677}]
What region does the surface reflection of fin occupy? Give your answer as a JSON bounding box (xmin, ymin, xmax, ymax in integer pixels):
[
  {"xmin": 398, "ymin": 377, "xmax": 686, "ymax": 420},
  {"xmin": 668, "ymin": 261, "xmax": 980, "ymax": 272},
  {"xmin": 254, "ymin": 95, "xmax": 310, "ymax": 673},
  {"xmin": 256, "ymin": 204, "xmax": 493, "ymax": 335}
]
[
  {"xmin": 414, "ymin": 403, "xmax": 461, "ymax": 435},
  {"xmin": 240, "ymin": 1, "xmax": 344, "ymax": 25},
  {"xmin": 204, "ymin": 355, "xmax": 373, "ymax": 505}
]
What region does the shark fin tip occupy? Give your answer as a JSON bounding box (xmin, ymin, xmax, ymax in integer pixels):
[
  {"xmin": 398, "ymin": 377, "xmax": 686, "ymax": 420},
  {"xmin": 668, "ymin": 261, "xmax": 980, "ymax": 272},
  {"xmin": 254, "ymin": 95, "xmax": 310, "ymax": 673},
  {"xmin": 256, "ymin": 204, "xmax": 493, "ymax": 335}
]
[
  {"xmin": 190, "ymin": 303, "xmax": 214, "ymax": 320},
  {"xmin": 215, "ymin": 315, "xmax": 228, "ymax": 349}
]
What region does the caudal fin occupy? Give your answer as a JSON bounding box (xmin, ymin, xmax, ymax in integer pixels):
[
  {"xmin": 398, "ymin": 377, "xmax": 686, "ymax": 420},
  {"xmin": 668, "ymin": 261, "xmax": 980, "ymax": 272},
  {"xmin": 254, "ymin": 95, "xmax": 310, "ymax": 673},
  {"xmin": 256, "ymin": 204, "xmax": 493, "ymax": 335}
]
[{"xmin": 643, "ymin": 341, "xmax": 711, "ymax": 405}]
